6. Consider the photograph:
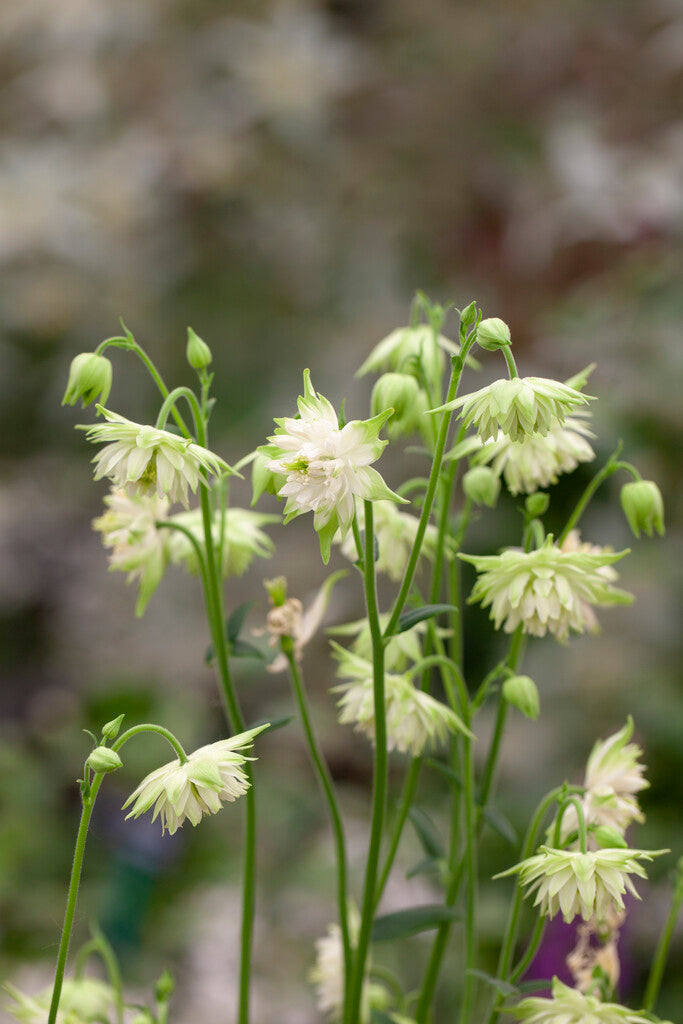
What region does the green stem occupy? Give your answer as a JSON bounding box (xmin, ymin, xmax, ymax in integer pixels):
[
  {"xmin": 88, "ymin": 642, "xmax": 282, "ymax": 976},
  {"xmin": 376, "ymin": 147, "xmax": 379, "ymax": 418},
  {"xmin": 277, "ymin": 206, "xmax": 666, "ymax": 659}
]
[
  {"xmin": 113, "ymin": 723, "xmax": 188, "ymax": 763},
  {"xmin": 283, "ymin": 644, "xmax": 352, "ymax": 996},
  {"xmin": 509, "ymin": 917, "xmax": 546, "ymax": 984},
  {"xmin": 47, "ymin": 775, "xmax": 104, "ymax": 1024},
  {"xmin": 502, "ymin": 347, "xmax": 519, "ymax": 379},
  {"xmin": 345, "ymin": 503, "xmax": 386, "ymax": 1024},
  {"xmin": 553, "ymin": 797, "xmax": 587, "ymax": 853},
  {"xmin": 155, "ymin": 386, "xmax": 202, "ymax": 435},
  {"xmin": 477, "ymin": 628, "xmax": 524, "ymax": 816},
  {"xmin": 643, "ymin": 865, "xmax": 683, "ymax": 1011},
  {"xmin": 557, "ymin": 444, "xmax": 641, "ymax": 545},
  {"xmin": 89, "ymin": 926, "xmax": 125, "ymax": 1024},
  {"xmin": 375, "ymin": 759, "xmax": 422, "ymax": 906}
]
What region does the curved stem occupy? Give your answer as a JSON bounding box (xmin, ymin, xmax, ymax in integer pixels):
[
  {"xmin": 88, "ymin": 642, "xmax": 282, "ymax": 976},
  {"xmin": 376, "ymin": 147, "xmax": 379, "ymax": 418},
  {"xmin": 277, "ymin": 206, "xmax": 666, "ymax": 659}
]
[
  {"xmin": 88, "ymin": 926, "xmax": 125, "ymax": 1024},
  {"xmin": 156, "ymin": 521, "xmax": 211, "ymax": 591},
  {"xmin": 47, "ymin": 775, "xmax": 104, "ymax": 1024},
  {"xmin": 155, "ymin": 386, "xmax": 203, "ymax": 439},
  {"xmin": 509, "ymin": 916, "xmax": 546, "ymax": 984},
  {"xmin": 283, "ymin": 644, "xmax": 352, "ymax": 995},
  {"xmin": 477, "ymin": 627, "xmax": 524, "ymax": 816},
  {"xmin": 113, "ymin": 724, "xmax": 188, "ymax": 764},
  {"xmin": 502, "ymin": 347, "xmax": 519, "ymax": 379},
  {"xmin": 553, "ymin": 797, "xmax": 587, "ymax": 853},
  {"xmin": 556, "ymin": 444, "xmax": 640, "ymax": 545}
]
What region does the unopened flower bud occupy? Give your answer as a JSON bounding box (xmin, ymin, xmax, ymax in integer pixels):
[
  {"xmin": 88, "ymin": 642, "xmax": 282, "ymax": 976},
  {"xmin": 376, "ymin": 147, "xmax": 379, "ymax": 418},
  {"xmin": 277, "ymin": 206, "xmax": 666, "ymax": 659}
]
[
  {"xmin": 476, "ymin": 317, "xmax": 511, "ymax": 352},
  {"xmin": 371, "ymin": 372, "xmax": 427, "ymax": 440},
  {"xmin": 502, "ymin": 674, "xmax": 540, "ymax": 720},
  {"xmin": 186, "ymin": 327, "xmax": 212, "ymax": 370},
  {"xmin": 620, "ymin": 480, "xmax": 665, "ymax": 538},
  {"xmin": 592, "ymin": 825, "xmax": 628, "ymax": 849},
  {"xmin": 101, "ymin": 714, "xmax": 125, "ymax": 740},
  {"xmin": 155, "ymin": 969, "xmax": 175, "ymax": 1003},
  {"xmin": 367, "ymin": 982, "xmax": 392, "ymax": 1013},
  {"xmin": 459, "ymin": 300, "xmax": 478, "ymax": 329},
  {"xmin": 87, "ymin": 746, "xmax": 123, "ymax": 774},
  {"xmin": 131, "ymin": 1014, "xmax": 154, "ymax": 1024},
  {"xmin": 525, "ymin": 492, "xmax": 550, "ymax": 518},
  {"xmin": 62, "ymin": 352, "xmax": 113, "ymax": 407},
  {"xmin": 264, "ymin": 576, "xmax": 288, "ymax": 607},
  {"xmin": 463, "ymin": 465, "xmax": 500, "ymax": 507}
]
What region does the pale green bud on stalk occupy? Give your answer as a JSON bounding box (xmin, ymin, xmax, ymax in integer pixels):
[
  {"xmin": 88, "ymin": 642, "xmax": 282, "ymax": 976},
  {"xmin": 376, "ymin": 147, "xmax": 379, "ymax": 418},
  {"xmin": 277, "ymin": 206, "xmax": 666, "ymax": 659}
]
[
  {"xmin": 87, "ymin": 746, "xmax": 123, "ymax": 774},
  {"xmin": 502, "ymin": 674, "xmax": 540, "ymax": 720},
  {"xmin": 459, "ymin": 299, "xmax": 478, "ymax": 329},
  {"xmin": 463, "ymin": 465, "xmax": 500, "ymax": 507},
  {"xmin": 620, "ymin": 480, "xmax": 665, "ymax": 538},
  {"xmin": 370, "ymin": 372, "xmax": 427, "ymax": 440},
  {"xmin": 475, "ymin": 317, "xmax": 511, "ymax": 352},
  {"xmin": 525, "ymin": 492, "xmax": 550, "ymax": 518},
  {"xmin": 186, "ymin": 327, "xmax": 212, "ymax": 370},
  {"xmin": 155, "ymin": 969, "xmax": 175, "ymax": 1003},
  {"xmin": 62, "ymin": 352, "xmax": 113, "ymax": 407},
  {"xmin": 264, "ymin": 575, "xmax": 288, "ymax": 607},
  {"xmin": 592, "ymin": 824, "xmax": 628, "ymax": 849},
  {"xmin": 101, "ymin": 714, "xmax": 125, "ymax": 740}
]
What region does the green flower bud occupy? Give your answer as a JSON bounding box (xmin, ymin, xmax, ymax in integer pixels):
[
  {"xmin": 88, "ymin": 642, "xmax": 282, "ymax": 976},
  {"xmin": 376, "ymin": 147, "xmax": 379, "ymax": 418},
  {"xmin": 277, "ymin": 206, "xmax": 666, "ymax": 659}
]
[
  {"xmin": 475, "ymin": 317, "xmax": 511, "ymax": 352},
  {"xmin": 370, "ymin": 372, "xmax": 428, "ymax": 440},
  {"xmin": 62, "ymin": 352, "xmax": 113, "ymax": 407},
  {"xmin": 463, "ymin": 465, "xmax": 500, "ymax": 507},
  {"xmin": 459, "ymin": 300, "xmax": 478, "ymax": 329},
  {"xmin": 186, "ymin": 327, "xmax": 212, "ymax": 370},
  {"xmin": 155, "ymin": 969, "xmax": 175, "ymax": 1003},
  {"xmin": 592, "ymin": 824, "xmax": 628, "ymax": 849},
  {"xmin": 367, "ymin": 982, "xmax": 392, "ymax": 1013},
  {"xmin": 525, "ymin": 492, "xmax": 550, "ymax": 518},
  {"xmin": 131, "ymin": 1014, "xmax": 155, "ymax": 1024},
  {"xmin": 620, "ymin": 480, "xmax": 665, "ymax": 538},
  {"xmin": 502, "ymin": 674, "xmax": 539, "ymax": 720},
  {"xmin": 87, "ymin": 746, "xmax": 123, "ymax": 774},
  {"xmin": 101, "ymin": 714, "xmax": 125, "ymax": 740},
  {"xmin": 264, "ymin": 576, "xmax": 288, "ymax": 607}
]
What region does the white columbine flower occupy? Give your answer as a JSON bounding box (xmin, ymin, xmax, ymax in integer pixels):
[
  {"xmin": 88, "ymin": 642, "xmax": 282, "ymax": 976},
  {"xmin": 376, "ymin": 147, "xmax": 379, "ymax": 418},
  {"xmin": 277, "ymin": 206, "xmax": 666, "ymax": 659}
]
[
  {"xmin": 263, "ymin": 370, "xmax": 405, "ymax": 562},
  {"xmin": 495, "ymin": 846, "xmax": 666, "ymax": 924},
  {"xmin": 123, "ymin": 727, "xmax": 266, "ymax": 835},
  {"xmin": 92, "ymin": 488, "xmax": 170, "ymax": 616},
  {"xmin": 331, "ymin": 644, "xmax": 469, "ymax": 756},
  {"xmin": 430, "ymin": 377, "xmax": 592, "ymax": 443},
  {"xmin": 80, "ymin": 406, "xmax": 231, "ymax": 507},
  {"xmin": 309, "ymin": 911, "xmax": 387, "ymax": 1023},
  {"xmin": 508, "ymin": 976, "xmax": 655, "ymax": 1024},
  {"xmin": 166, "ymin": 507, "xmax": 279, "ymax": 578},
  {"xmin": 4, "ymin": 978, "xmax": 114, "ymax": 1024},
  {"xmin": 460, "ymin": 536, "xmax": 632, "ymax": 642},
  {"xmin": 336, "ymin": 500, "xmax": 438, "ymax": 582}
]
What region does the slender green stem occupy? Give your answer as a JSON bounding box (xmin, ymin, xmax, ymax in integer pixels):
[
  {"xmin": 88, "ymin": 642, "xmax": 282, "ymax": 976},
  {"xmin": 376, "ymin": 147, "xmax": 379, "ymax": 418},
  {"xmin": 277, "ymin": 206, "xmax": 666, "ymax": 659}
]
[
  {"xmin": 553, "ymin": 797, "xmax": 587, "ymax": 853},
  {"xmin": 156, "ymin": 521, "xmax": 211, "ymax": 592},
  {"xmin": 89, "ymin": 926, "xmax": 125, "ymax": 1024},
  {"xmin": 643, "ymin": 862, "xmax": 683, "ymax": 1012},
  {"xmin": 557, "ymin": 444, "xmax": 641, "ymax": 545},
  {"xmin": 502, "ymin": 347, "xmax": 519, "ymax": 379},
  {"xmin": 477, "ymin": 627, "xmax": 524, "ymax": 816},
  {"xmin": 509, "ymin": 916, "xmax": 546, "ymax": 983},
  {"xmin": 47, "ymin": 775, "xmax": 104, "ymax": 1024},
  {"xmin": 375, "ymin": 759, "xmax": 422, "ymax": 906},
  {"xmin": 155, "ymin": 386, "xmax": 202, "ymax": 435},
  {"xmin": 345, "ymin": 502, "xmax": 386, "ymax": 1024},
  {"xmin": 282, "ymin": 644, "xmax": 352, "ymax": 994},
  {"xmin": 113, "ymin": 723, "xmax": 188, "ymax": 763}
]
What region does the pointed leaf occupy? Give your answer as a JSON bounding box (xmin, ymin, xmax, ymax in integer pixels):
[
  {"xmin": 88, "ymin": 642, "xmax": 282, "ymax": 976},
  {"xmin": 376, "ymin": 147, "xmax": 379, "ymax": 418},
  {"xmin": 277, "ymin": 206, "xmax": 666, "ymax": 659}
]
[
  {"xmin": 226, "ymin": 602, "xmax": 253, "ymax": 643},
  {"xmin": 396, "ymin": 604, "xmax": 457, "ymax": 633},
  {"xmin": 371, "ymin": 905, "xmax": 461, "ymax": 942},
  {"xmin": 426, "ymin": 758, "xmax": 463, "ymax": 790},
  {"xmin": 229, "ymin": 639, "xmax": 267, "ymax": 660},
  {"xmin": 466, "ymin": 969, "xmax": 518, "ymax": 997},
  {"xmin": 480, "ymin": 806, "xmax": 518, "ymax": 846},
  {"xmin": 247, "ymin": 715, "xmax": 293, "ymax": 735},
  {"xmin": 517, "ymin": 979, "xmax": 555, "ymax": 994},
  {"xmin": 408, "ymin": 807, "xmax": 445, "ymax": 859},
  {"xmin": 405, "ymin": 855, "xmax": 443, "ymax": 880}
]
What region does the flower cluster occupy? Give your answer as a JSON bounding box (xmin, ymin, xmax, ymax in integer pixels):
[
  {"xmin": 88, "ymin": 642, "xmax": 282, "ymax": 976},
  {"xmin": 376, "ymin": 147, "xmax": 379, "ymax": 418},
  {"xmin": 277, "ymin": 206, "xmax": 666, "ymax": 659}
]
[{"xmin": 508, "ymin": 977, "xmax": 658, "ymax": 1024}]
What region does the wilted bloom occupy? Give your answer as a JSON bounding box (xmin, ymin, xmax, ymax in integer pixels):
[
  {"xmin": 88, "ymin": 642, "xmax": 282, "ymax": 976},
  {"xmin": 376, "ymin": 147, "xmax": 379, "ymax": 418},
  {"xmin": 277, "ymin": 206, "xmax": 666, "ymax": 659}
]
[
  {"xmin": 495, "ymin": 845, "xmax": 666, "ymax": 924},
  {"xmin": 473, "ymin": 414, "xmax": 595, "ymax": 495},
  {"xmin": 336, "ymin": 500, "xmax": 438, "ymax": 582},
  {"xmin": 265, "ymin": 370, "xmax": 404, "ymax": 562},
  {"xmin": 62, "ymin": 352, "xmax": 113, "ymax": 408},
  {"xmin": 567, "ymin": 908, "xmax": 624, "ymax": 995},
  {"xmin": 259, "ymin": 571, "xmax": 347, "ymax": 673},
  {"xmin": 309, "ymin": 910, "xmax": 387, "ymax": 1023},
  {"xmin": 123, "ymin": 727, "xmax": 266, "ymax": 835},
  {"xmin": 331, "ymin": 644, "xmax": 469, "ymax": 755},
  {"xmin": 80, "ymin": 407, "xmax": 231, "ymax": 507},
  {"xmin": 166, "ymin": 507, "xmax": 278, "ymax": 578},
  {"xmin": 620, "ymin": 480, "xmax": 665, "ymax": 539},
  {"xmin": 507, "ymin": 976, "xmax": 654, "ymax": 1024},
  {"xmin": 4, "ymin": 978, "xmax": 115, "ymax": 1024},
  {"xmin": 461, "ymin": 536, "xmax": 632, "ymax": 642},
  {"xmin": 93, "ymin": 489, "xmax": 170, "ymax": 616},
  {"xmin": 430, "ymin": 377, "xmax": 592, "ymax": 443}
]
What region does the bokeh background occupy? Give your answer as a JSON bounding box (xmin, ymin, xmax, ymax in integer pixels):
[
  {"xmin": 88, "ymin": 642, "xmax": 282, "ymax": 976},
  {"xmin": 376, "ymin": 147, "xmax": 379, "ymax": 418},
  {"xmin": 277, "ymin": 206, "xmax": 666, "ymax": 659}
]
[{"xmin": 0, "ymin": 0, "xmax": 681, "ymax": 1021}]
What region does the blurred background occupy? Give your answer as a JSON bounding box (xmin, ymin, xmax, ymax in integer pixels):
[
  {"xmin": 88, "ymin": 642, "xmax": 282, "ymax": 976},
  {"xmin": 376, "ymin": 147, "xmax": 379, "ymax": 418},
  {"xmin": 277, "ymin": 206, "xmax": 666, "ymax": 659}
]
[{"xmin": 0, "ymin": 0, "xmax": 681, "ymax": 1021}]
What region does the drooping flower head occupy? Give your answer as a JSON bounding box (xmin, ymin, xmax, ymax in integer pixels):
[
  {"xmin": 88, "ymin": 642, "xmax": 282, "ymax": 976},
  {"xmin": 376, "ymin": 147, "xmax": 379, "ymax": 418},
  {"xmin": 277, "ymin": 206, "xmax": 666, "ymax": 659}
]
[
  {"xmin": 335, "ymin": 500, "xmax": 438, "ymax": 582},
  {"xmin": 166, "ymin": 507, "xmax": 279, "ymax": 578},
  {"xmin": 430, "ymin": 377, "xmax": 592, "ymax": 443},
  {"xmin": 4, "ymin": 978, "xmax": 115, "ymax": 1024},
  {"xmin": 309, "ymin": 909, "xmax": 388, "ymax": 1023},
  {"xmin": 264, "ymin": 370, "xmax": 404, "ymax": 562},
  {"xmin": 461, "ymin": 536, "xmax": 632, "ymax": 642},
  {"xmin": 507, "ymin": 976, "xmax": 655, "ymax": 1024},
  {"xmin": 93, "ymin": 488, "xmax": 170, "ymax": 616},
  {"xmin": 123, "ymin": 726, "xmax": 267, "ymax": 835},
  {"xmin": 80, "ymin": 406, "xmax": 231, "ymax": 507},
  {"xmin": 495, "ymin": 846, "xmax": 666, "ymax": 924},
  {"xmin": 331, "ymin": 644, "xmax": 470, "ymax": 756}
]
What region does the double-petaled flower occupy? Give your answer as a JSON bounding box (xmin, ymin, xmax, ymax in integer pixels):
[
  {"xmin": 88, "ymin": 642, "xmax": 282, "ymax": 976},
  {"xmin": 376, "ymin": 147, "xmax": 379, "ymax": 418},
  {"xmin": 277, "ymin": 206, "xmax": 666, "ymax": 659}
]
[
  {"xmin": 4, "ymin": 978, "xmax": 115, "ymax": 1024},
  {"xmin": 508, "ymin": 976, "xmax": 659, "ymax": 1024}
]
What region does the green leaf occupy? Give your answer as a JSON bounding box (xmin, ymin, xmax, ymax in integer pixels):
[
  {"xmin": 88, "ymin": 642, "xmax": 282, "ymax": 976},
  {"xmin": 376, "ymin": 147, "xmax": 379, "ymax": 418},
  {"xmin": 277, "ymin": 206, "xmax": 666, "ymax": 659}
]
[
  {"xmin": 226, "ymin": 602, "xmax": 253, "ymax": 643},
  {"xmin": 517, "ymin": 979, "xmax": 554, "ymax": 994},
  {"xmin": 480, "ymin": 806, "xmax": 518, "ymax": 846},
  {"xmin": 466, "ymin": 969, "xmax": 518, "ymax": 997},
  {"xmin": 229, "ymin": 639, "xmax": 266, "ymax": 660},
  {"xmin": 396, "ymin": 604, "xmax": 457, "ymax": 633},
  {"xmin": 405, "ymin": 856, "xmax": 443, "ymax": 881},
  {"xmin": 247, "ymin": 715, "xmax": 293, "ymax": 735},
  {"xmin": 425, "ymin": 758, "xmax": 463, "ymax": 790},
  {"xmin": 408, "ymin": 808, "xmax": 445, "ymax": 859},
  {"xmin": 371, "ymin": 905, "xmax": 461, "ymax": 942}
]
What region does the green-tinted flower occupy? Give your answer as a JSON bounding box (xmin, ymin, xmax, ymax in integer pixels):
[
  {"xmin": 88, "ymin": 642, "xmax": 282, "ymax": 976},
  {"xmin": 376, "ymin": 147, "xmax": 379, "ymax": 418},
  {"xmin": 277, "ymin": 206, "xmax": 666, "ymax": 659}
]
[
  {"xmin": 430, "ymin": 377, "xmax": 592, "ymax": 443},
  {"xmin": 62, "ymin": 352, "xmax": 113, "ymax": 408},
  {"xmin": 502, "ymin": 674, "xmax": 540, "ymax": 720},
  {"xmin": 495, "ymin": 846, "xmax": 666, "ymax": 924},
  {"xmin": 357, "ymin": 324, "xmax": 451, "ymax": 396},
  {"xmin": 462, "ymin": 465, "xmax": 500, "ymax": 507},
  {"xmin": 4, "ymin": 978, "xmax": 115, "ymax": 1024},
  {"xmin": 620, "ymin": 480, "xmax": 665, "ymax": 539},
  {"xmin": 266, "ymin": 370, "xmax": 405, "ymax": 562},
  {"xmin": 166, "ymin": 507, "xmax": 278, "ymax": 578},
  {"xmin": 123, "ymin": 727, "xmax": 266, "ymax": 835},
  {"xmin": 461, "ymin": 535, "xmax": 632, "ymax": 642},
  {"xmin": 309, "ymin": 909, "xmax": 386, "ymax": 1023},
  {"xmin": 371, "ymin": 372, "xmax": 430, "ymax": 441},
  {"xmin": 336, "ymin": 500, "xmax": 438, "ymax": 582},
  {"xmin": 476, "ymin": 317, "xmax": 511, "ymax": 351},
  {"xmin": 507, "ymin": 976, "xmax": 655, "ymax": 1023},
  {"xmin": 92, "ymin": 488, "xmax": 170, "ymax": 616},
  {"xmin": 328, "ymin": 614, "xmax": 426, "ymax": 673},
  {"xmin": 251, "ymin": 446, "xmax": 287, "ymax": 505},
  {"xmin": 81, "ymin": 407, "xmax": 231, "ymax": 507}
]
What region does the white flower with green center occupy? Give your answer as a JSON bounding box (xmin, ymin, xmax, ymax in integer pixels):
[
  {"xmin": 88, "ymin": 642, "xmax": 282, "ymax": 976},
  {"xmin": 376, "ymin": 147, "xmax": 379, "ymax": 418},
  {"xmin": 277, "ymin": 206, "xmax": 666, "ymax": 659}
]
[
  {"xmin": 264, "ymin": 370, "xmax": 404, "ymax": 562},
  {"xmin": 166, "ymin": 507, "xmax": 279, "ymax": 578},
  {"xmin": 460, "ymin": 536, "xmax": 632, "ymax": 642},
  {"xmin": 495, "ymin": 846, "xmax": 666, "ymax": 924},
  {"xmin": 309, "ymin": 910, "xmax": 387, "ymax": 1023},
  {"xmin": 4, "ymin": 978, "xmax": 114, "ymax": 1024},
  {"xmin": 336, "ymin": 499, "xmax": 438, "ymax": 582},
  {"xmin": 80, "ymin": 406, "xmax": 231, "ymax": 507},
  {"xmin": 508, "ymin": 976, "xmax": 660, "ymax": 1023},
  {"xmin": 123, "ymin": 727, "xmax": 266, "ymax": 835},
  {"xmin": 93, "ymin": 488, "xmax": 169, "ymax": 616},
  {"xmin": 331, "ymin": 644, "xmax": 470, "ymax": 755},
  {"xmin": 430, "ymin": 377, "xmax": 592, "ymax": 443}
]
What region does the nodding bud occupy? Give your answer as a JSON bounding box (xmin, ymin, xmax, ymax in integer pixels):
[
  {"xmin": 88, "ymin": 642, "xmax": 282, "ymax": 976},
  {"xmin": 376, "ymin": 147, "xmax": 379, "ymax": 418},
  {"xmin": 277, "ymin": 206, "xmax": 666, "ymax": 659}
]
[
  {"xmin": 101, "ymin": 714, "xmax": 125, "ymax": 740},
  {"xmin": 62, "ymin": 352, "xmax": 113, "ymax": 407},
  {"xmin": 476, "ymin": 317, "xmax": 511, "ymax": 352},
  {"xmin": 370, "ymin": 372, "xmax": 427, "ymax": 440},
  {"xmin": 87, "ymin": 746, "xmax": 123, "ymax": 774},
  {"xmin": 186, "ymin": 327, "xmax": 212, "ymax": 370},
  {"xmin": 525, "ymin": 492, "xmax": 550, "ymax": 518},
  {"xmin": 264, "ymin": 575, "xmax": 288, "ymax": 607},
  {"xmin": 155, "ymin": 970, "xmax": 175, "ymax": 1003},
  {"xmin": 463, "ymin": 465, "xmax": 500, "ymax": 507},
  {"xmin": 502, "ymin": 674, "xmax": 540, "ymax": 721},
  {"xmin": 620, "ymin": 480, "xmax": 665, "ymax": 539}
]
